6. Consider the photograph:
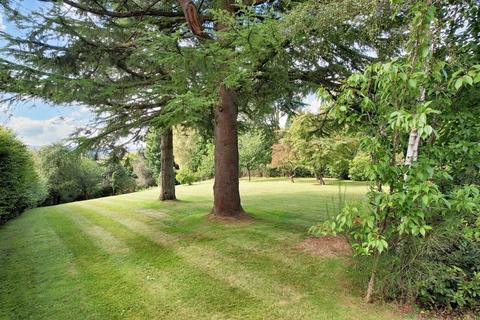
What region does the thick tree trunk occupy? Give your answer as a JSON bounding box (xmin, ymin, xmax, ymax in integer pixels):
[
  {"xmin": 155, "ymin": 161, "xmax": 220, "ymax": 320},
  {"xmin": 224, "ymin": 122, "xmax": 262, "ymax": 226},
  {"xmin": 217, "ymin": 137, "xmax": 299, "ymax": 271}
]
[
  {"xmin": 212, "ymin": 85, "xmax": 244, "ymax": 217},
  {"xmin": 160, "ymin": 128, "xmax": 176, "ymax": 201},
  {"xmin": 178, "ymin": 0, "xmax": 244, "ymax": 217}
]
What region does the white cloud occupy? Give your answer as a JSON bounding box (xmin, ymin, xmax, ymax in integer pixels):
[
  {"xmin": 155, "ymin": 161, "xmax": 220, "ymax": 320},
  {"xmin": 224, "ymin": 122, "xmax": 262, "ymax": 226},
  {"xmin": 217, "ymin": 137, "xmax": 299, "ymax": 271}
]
[{"xmin": 5, "ymin": 116, "xmax": 83, "ymax": 146}]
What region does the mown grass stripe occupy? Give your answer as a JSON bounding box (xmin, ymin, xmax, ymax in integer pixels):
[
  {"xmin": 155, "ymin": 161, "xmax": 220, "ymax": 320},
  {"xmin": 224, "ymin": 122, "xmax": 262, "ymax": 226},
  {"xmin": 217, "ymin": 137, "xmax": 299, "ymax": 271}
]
[
  {"xmin": 67, "ymin": 202, "xmax": 271, "ymax": 319},
  {"xmin": 73, "ymin": 201, "xmax": 352, "ymax": 319}
]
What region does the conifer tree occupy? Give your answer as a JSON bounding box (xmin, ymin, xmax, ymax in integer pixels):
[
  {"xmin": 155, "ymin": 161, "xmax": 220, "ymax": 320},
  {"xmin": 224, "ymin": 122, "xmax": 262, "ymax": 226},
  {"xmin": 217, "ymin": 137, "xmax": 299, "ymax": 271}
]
[{"xmin": 1, "ymin": 0, "xmax": 400, "ymax": 217}]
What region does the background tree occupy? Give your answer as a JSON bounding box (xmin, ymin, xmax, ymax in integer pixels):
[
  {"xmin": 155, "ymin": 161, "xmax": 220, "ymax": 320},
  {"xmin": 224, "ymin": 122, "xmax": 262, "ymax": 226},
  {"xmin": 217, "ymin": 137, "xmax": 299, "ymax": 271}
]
[
  {"xmin": 194, "ymin": 144, "xmax": 215, "ymax": 181},
  {"xmin": 238, "ymin": 130, "xmax": 271, "ymax": 181},
  {"xmin": 37, "ymin": 144, "xmax": 83, "ymax": 204},
  {"xmin": 76, "ymin": 157, "xmax": 103, "ymax": 200},
  {"xmin": 173, "ymin": 127, "xmax": 203, "ymax": 170},
  {"xmin": 129, "ymin": 152, "xmax": 156, "ymax": 189},
  {"xmin": 284, "ymin": 113, "xmax": 358, "ymax": 184},
  {"xmin": 145, "ymin": 128, "xmax": 162, "ymax": 183},
  {"xmin": 270, "ymin": 140, "xmax": 304, "ymax": 183}
]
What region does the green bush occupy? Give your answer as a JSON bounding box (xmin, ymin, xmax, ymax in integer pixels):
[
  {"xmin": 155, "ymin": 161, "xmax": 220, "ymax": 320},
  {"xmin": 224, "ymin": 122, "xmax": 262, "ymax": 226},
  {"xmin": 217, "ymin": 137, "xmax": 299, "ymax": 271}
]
[
  {"xmin": 348, "ymin": 152, "xmax": 372, "ymax": 181},
  {"xmin": 0, "ymin": 127, "xmax": 47, "ymax": 223},
  {"xmin": 176, "ymin": 168, "xmax": 196, "ymax": 185},
  {"xmin": 367, "ymin": 185, "xmax": 480, "ymax": 311},
  {"xmin": 265, "ymin": 167, "xmax": 283, "ymax": 177},
  {"xmin": 418, "ymin": 239, "xmax": 480, "ymax": 310},
  {"xmin": 327, "ymin": 159, "xmax": 350, "ymax": 179}
]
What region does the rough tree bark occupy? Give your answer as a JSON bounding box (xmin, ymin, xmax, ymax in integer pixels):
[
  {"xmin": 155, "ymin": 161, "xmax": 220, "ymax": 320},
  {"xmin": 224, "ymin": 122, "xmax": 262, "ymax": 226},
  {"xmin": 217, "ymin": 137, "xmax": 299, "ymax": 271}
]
[
  {"xmin": 177, "ymin": 0, "xmax": 245, "ymax": 217},
  {"xmin": 160, "ymin": 128, "xmax": 176, "ymax": 201},
  {"xmin": 177, "ymin": 0, "xmax": 207, "ymax": 38},
  {"xmin": 211, "ymin": 85, "xmax": 244, "ymax": 217}
]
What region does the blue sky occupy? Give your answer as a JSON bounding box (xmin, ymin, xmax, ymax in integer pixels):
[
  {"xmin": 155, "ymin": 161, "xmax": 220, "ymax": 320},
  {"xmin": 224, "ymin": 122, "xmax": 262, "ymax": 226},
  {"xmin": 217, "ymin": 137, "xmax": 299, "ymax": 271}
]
[
  {"xmin": 0, "ymin": 1, "xmax": 319, "ymax": 147},
  {"xmin": 0, "ymin": 1, "xmax": 93, "ymax": 146}
]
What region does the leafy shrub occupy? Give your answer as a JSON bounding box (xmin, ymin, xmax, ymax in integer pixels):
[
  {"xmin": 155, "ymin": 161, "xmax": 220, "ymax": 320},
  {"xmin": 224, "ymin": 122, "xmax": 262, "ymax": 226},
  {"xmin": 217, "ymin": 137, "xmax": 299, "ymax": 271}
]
[
  {"xmin": 353, "ymin": 185, "xmax": 480, "ymax": 311},
  {"xmin": 176, "ymin": 168, "xmax": 196, "ymax": 185},
  {"xmin": 0, "ymin": 127, "xmax": 47, "ymax": 223},
  {"xmin": 348, "ymin": 152, "xmax": 372, "ymax": 181},
  {"xmin": 373, "ymin": 227, "xmax": 480, "ymax": 311},
  {"xmin": 418, "ymin": 240, "xmax": 480, "ymax": 310},
  {"xmin": 265, "ymin": 167, "xmax": 283, "ymax": 177}
]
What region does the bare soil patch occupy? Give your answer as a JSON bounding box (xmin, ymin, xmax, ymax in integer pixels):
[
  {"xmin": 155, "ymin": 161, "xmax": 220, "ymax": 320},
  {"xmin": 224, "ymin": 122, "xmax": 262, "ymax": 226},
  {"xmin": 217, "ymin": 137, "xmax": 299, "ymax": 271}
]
[
  {"xmin": 297, "ymin": 236, "xmax": 352, "ymax": 257},
  {"xmin": 206, "ymin": 211, "xmax": 253, "ymax": 224}
]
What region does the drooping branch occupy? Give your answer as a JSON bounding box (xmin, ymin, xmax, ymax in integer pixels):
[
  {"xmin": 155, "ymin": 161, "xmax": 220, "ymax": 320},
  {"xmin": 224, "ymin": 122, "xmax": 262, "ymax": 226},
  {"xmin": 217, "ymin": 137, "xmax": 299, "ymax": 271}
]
[{"xmin": 43, "ymin": 0, "xmax": 185, "ymax": 18}]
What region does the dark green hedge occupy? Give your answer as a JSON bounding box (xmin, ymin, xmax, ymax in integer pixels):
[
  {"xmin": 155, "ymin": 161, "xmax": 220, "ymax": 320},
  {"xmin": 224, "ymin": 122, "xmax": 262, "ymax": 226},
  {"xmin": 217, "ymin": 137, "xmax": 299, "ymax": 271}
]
[{"xmin": 0, "ymin": 127, "xmax": 47, "ymax": 224}]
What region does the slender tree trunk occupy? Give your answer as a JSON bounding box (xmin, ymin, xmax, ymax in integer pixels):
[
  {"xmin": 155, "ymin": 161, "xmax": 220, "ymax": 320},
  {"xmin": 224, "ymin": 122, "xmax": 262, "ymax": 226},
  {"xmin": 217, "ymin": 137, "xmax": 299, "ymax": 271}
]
[
  {"xmin": 160, "ymin": 128, "xmax": 176, "ymax": 201},
  {"xmin": 315, "ymin": 173, "xmax": 326, "ymax": 185},
  {"xmin": 247, "ymin": 168, "xmax": 251, "ymax": 181},
  {"xmin": 404, "ymin": 128, "xmax": 420, "ymax": 166},
  {"xmin": 290, "ymin": 172, "xmax": 295, "ymax": 183},
  {"xmin": 212, "ymin": 85, "xmax": 244, "ymax": 217},
  {"xmin": 365, "ymin": 254, "xmax": 379, "ymax": 303}
]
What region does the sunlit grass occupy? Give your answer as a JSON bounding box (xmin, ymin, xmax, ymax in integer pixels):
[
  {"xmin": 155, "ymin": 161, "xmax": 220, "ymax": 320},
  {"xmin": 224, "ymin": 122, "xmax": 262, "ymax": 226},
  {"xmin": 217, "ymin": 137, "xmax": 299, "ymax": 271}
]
[{"xmin": 0, "ymin": 178, "xmax": 416, "ymax": 319}]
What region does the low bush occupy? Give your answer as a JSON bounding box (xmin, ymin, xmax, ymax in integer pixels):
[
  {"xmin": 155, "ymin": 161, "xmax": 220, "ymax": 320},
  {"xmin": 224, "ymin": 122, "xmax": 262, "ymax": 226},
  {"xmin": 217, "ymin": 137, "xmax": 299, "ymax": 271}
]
[
  {"xmin": 365, "ymin": 185, "xmax": 480, "ymax": 311},
  {"xmin": 176, "ymin": 168, "xmax": 196, "ymax": 185},
  {"xmin": 348, "ymin": 152, "xmax": 372, "ymax": 181},
  {"xmin": 327, "ymin": 159, "xmax": 350, "ymax": 179}
]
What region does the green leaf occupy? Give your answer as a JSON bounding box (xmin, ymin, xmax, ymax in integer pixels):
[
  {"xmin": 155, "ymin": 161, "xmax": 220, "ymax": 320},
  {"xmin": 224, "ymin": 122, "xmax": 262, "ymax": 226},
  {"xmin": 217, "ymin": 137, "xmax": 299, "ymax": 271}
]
[
  {"xmin": 408, "ymin": 79, "xmax": 417, "ymax": 89},
  {"xmin": 463, "ymin": 75, "xmax": 473, "ymax": 86},
  {"xmin": 454, "ymin": 78, "xmax": 463, "ymax": 90},
  {"xmin": 424, "ymin": 125, "xmax": 433, "ymax": 136},
  {"xmin": 419, "ymin": 227, "xmax": 426, "ymax": 237}
]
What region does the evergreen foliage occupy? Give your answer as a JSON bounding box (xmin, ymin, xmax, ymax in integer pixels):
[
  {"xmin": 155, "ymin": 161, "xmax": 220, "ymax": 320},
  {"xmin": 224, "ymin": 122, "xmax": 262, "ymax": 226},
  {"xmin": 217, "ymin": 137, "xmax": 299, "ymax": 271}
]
[{"xmin": 0, "ymin": 126, "xmax": 47, "ymax": 223}]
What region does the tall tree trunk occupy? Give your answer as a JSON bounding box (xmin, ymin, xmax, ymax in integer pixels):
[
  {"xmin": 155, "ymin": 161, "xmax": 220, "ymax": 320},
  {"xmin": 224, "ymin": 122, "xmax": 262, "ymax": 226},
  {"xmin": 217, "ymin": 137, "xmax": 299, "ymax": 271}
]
[
  {"xmin": 160, "ymin": 128, "xmax": 176, "ymax": 201},
  {"xmin": 247, "ymin": 168, "xmax": 251, "ymax": 181},
  {"xmin": 178, "ymin": 0, "xmax": 244, "ymax": 217},
  {"xmin": 212, "ymin": 85, "xmax": 244, "ymax": 217}
]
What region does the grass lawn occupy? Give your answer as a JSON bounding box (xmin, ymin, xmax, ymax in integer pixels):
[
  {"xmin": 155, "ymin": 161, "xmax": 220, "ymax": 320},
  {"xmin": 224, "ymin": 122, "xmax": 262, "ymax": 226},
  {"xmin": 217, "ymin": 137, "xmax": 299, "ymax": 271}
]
[{"xmin": 0, "ymin": 178, "xmax": 416, "ymax": 320}]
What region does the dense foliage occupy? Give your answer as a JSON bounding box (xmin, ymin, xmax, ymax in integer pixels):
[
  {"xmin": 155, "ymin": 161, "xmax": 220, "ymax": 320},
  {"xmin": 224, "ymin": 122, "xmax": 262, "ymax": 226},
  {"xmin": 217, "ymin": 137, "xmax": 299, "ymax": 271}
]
[
  {"xmin": 0, "ymin": 126, "xmax": 47, "ymax": 223},
  {"xmin": 310, "ymin": 0, "xmax": 480, "ymax": 311}
]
